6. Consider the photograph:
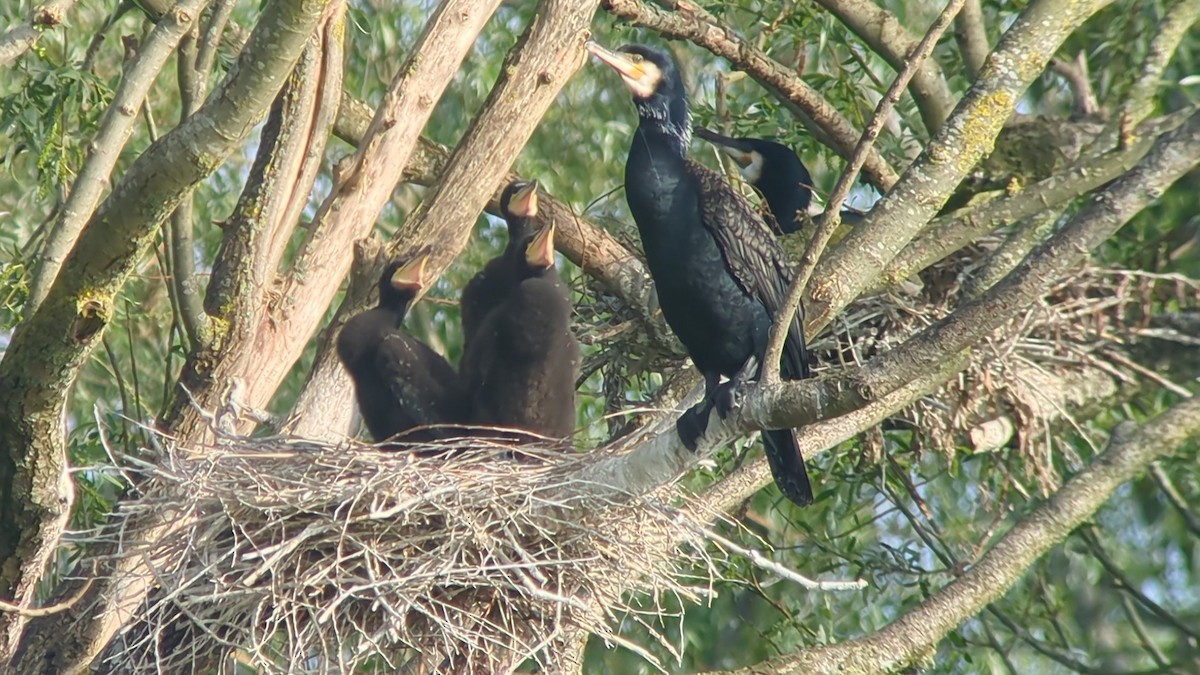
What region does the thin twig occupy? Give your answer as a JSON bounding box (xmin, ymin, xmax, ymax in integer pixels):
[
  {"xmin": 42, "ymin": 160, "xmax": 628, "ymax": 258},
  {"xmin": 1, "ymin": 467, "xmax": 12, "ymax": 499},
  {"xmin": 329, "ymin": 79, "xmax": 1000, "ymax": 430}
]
[
  {"xmin": 762, "ymin": 0, "xmax": 966, "ymax": 384},
  {"xmin": 0, "ymin": 576, "xmax": 94, "ymax": 617}
]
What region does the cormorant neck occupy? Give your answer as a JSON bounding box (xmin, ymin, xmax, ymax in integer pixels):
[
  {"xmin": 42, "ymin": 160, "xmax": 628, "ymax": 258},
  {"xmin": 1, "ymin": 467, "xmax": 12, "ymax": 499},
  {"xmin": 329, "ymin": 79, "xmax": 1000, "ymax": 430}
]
[
  {"xmin": 379, "ymin": 295, "xmax": 415, "ymax": 324},
  {"xmin": 765, "ymin": 193, "xmax": 804, "ymax": 234},
  {"xmin": 504, "ymin": 215, "xmax": 532, "ymax": 248},
  {"xmin": 633, "ymin": 94, "xmax": 692, "ymax": 158}
]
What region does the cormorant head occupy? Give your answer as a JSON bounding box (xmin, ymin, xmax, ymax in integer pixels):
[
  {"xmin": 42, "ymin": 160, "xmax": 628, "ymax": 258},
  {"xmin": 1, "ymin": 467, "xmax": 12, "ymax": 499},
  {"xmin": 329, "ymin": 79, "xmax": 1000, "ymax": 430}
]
[
  {"xmin": 694, "ymin": 128, "xmax": 814, "ymax": 232},
  {"xmin": 586, "ymin": 41, "xmax": 691, "ymax": 145},
  {"xmin": 379, "ymin": 253, "xmax": 429, "ymax": 311},
  {"xmin": 519, "ymin": 223, "xmax": 557, "ymax": 276},
  {"xmin": 501, "ymin": 180, "xmax": 540, "ymax": 219}
]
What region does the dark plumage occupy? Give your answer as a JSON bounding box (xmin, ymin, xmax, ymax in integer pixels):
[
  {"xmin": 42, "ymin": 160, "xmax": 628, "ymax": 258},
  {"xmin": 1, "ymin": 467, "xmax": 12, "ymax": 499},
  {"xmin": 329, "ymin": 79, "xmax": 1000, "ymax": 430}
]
[
  {"xmin": 694, "ymin": 128, "xmax": 812, "ymax": 234},
  {"xmin": 694, "ymin": 127, "xmax": 865, "ymax": 234},
  {"xmin": 460, "ymin": 180, "xmax": 539, "ymax": 351},
  {"xmin": 337, "ymin": 254, "xmax": 468, "ymax": 444},
  {"xmin": 587, "ymin": 41, "xmax": 814, "ymax": 506},
  {"xmin": 459, "ymin": 186, "xmax": 581, "ymax": 443}
]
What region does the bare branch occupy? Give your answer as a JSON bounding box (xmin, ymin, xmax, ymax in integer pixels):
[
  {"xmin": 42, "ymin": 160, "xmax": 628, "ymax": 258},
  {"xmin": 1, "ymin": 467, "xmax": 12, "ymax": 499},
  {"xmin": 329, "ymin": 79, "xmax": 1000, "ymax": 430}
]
[
  {"xmin": 1148, "ymin": 463, "xmax": 1200, "ymax": 538},
  {"xmin": 961, "ymin": 208, "xmax": 1062, "ymax": 298},
  {"xmin": 166, "ymin": 26, "xmax": 217, "ymax": 346},
  {"xmin": 876, "ymin": 110, "xmax": 1192, "ymax": 292},
  {"xmin": 0, "ymin": 0, "xmax": 76, "ymax": 69},
  {"xmin": 1127, "ymin": 0, "xmax": 1200, "ymax": 124},
  {"xmin": 727, "ymin": 395, "xmax": 1200, "ymax": 675},
  {"xmin": 287, "ymin": 237, "xmax": 383, "ymax": 439},
  {"xmin": 843, "ymin": 109, "xmax": 1200, "ymax": 408},
  {"xmin": 600, "ymin": 0, "xmax": 901, "ymax": 192},
  {"xmin": 26, "ymin": 0, "xmax": 207, "ymax": 314},
  {"xmin": 1050, "ymin": 52, "xmax": 1100, "ymax": 117},
  {"xmin": 0, "ymin": 576, "xmax": 93, "ymax": 618},
  {"xmin": 164, "ymin": 3, "xmax": 346, "ymax": 435},
  {"xmin": 0, "ymin": 0, "xmax": 334, "ymax": 664},
  {"xmin": 166, "ymin": 0, "xmax": 503, "ymax": 440},
  {"xmin": 763, "ymin": 0, "xmax": 964, "ymax": 385},
  {"xmin": 954, "ymin": 0, "xmax": 989, "ymax": 79},
  {"xmin": 813, "ymin": 0, "xmax": 958, "ymax": 134},
  {"xmin": 807, "ymin": 0, "xmax": 1115, "ymax": 334}
]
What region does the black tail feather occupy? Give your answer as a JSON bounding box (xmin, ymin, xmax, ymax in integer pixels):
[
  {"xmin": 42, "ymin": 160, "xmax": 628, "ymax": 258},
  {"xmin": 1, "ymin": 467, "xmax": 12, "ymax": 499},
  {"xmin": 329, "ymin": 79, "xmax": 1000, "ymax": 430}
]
[{"xmin": 762, "ymin": 428, "xmax": 813, "ymax": 507}]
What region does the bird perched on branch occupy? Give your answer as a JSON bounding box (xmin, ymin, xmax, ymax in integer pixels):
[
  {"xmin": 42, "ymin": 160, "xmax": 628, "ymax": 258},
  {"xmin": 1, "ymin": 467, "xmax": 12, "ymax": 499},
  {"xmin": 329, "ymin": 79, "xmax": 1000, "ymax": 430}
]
[
  {"xmin": 337, "ymin": 253, "xmax": 468, "ymax": 444},
  {"xmin": 587, "ymin": 41, "xmax": 814, "ymax": 507},
  {"xmin": 694, "ymin": 127, "xmax": 865, "ymax": 235},
  {"xmin": 460, "ymin": 181, "xmax": 581, "ymax": 443}
]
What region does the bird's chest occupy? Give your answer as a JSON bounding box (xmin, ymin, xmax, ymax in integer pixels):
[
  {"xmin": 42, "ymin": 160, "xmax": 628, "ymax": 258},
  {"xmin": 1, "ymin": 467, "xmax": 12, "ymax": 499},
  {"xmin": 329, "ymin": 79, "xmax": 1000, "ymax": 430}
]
[{"xmin": 624, "ymin": 160, "xmax": 766, "ymax": 374}]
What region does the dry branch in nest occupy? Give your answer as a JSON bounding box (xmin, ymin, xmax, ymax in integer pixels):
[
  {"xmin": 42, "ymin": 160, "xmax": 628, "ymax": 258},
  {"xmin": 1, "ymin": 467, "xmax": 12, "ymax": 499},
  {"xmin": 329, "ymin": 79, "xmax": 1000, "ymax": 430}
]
[{"xmin": 95, "ymin": 433, "xmax": 729, "ymax": 674}]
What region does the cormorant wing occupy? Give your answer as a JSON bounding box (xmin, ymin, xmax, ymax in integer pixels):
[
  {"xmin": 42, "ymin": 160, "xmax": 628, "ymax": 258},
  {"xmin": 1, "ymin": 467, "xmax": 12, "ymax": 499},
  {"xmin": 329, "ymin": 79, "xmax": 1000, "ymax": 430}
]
[
  {"xmin": 375, "ymin": 333, "xmax": 457, "ymax": 432},
  {"xmin": 687, "ymin": 159, "xmax": 810, "ymax": 378}
]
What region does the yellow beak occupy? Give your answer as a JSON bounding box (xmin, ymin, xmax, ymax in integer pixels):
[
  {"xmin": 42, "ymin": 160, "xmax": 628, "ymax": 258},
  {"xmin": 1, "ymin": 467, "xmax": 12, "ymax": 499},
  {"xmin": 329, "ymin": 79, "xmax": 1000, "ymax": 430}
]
[
  {"xmin": 390, "ymin": 253, "xmax": 429, "ymax": 291},
  {"xmin": 585, "ymin": 41, "xmax": 645, "ymax": 82},
  {"xmin": 525, "ymin": 223, "xmax": 556, "ymax": 269}
]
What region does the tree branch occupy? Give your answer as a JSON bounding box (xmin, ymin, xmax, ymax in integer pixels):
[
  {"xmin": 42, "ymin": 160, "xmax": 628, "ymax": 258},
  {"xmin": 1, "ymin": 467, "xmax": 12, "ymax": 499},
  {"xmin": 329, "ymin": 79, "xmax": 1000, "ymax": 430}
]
[
  {"xmin": 164, "ymin": 0, "xmax": 502, "ymax": 440},
  {"xmin": 723, "ymin": 395, "xmax": 1200, "ymax": 674},
  {"xmin": 0, "ymin": 0, "xmax": 76, "ymax": 69},
  {"xmin": 25, "ymin": 0, "xmax": 206, "ymax": 314},
  {"xmin": 1126, "ymin": 0, "xmax": 1200, "ymax": 124},
  {"xmin": 875, "ymin": 110, "xmax": 1192, "ymax": 292},
  {"xmin": 166, "ymin": 23, "xmax": 220, "ymax": 347},
  {"xmin": 954, "ymin": 0, "xmax": 989, "ymax": 79},
  {"xmin": 163, "ymin": 1, "xmax": 345, "ymax": 435},
  {"xmin": 813, "ymin": 0, "xmax": 958, "ymax": 134},
  {"xmin": 806, "ymin": 0, "xmax": 1115, "ymax": 334},
  {"xmin": 834, "ymin": 109, "xmax": 1200, "ymax": 414},
  {"xmin": 0, "ymin": 0, "xmax": 333, "ymax": 666},
  {"xmin": 1051, "ymin": 52, "xmax": 1099, "ymax": 117},
  {"xmin": 600, "ymin": 0, "xmax": 901, "ymax": 192},
  {"xmin": 763, "ymin": 0, "xmax": 963, "ymax": 385},
  {"xmin": 701, "ymin": 351, "xmax": 971, "ymax": 514}
]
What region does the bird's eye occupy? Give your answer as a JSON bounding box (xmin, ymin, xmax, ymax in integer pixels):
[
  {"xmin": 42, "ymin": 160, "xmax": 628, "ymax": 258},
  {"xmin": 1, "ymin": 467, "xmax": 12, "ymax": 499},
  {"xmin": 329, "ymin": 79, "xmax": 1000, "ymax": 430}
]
[{"xmin": 629, "ymin": 54, "xmax": 644, "ymax": 63}]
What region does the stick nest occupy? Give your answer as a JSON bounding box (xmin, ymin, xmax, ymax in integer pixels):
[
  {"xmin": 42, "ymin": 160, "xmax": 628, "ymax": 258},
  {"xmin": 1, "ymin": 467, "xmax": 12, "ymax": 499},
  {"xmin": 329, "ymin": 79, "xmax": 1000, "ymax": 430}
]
[{"xmin": 100, "ymin": 437, "xmax": 712, "ymax": 674}]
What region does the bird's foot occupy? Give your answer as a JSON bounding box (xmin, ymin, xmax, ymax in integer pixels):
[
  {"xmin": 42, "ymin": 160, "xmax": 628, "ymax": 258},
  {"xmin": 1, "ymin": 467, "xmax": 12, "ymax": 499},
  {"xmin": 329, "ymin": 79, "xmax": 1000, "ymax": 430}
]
[
  {"xmin": 714, "ymin": 382, "xmax": 741, "ymax": 418},
  {"xmin": 716, "ymin": 356, "xmax": 760, "ymax": 418},
  {"xmin": 676, "ymin": 405, "xmax": 710, "ymax": 451}
]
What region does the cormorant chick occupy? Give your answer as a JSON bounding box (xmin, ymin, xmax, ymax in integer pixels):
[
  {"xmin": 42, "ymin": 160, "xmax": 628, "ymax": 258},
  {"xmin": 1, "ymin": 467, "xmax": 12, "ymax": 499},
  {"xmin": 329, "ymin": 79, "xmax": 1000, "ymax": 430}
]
[
  {"xmin": 694, "ymin": 127, "xmax": 865, "ymax": 234},
  {"xmin": 587, "ymin": 41, "xmax": 814, "ymax": 506},
  {"xmin": 460, "ymin": 180, "xmax": 539, "ymax": 351},
  {"xmin": 337, "ymin": 254, "xmax": 468, "ymax": 444},
  {"xmin": 460, "ymin": 186, "xmax": 581, "ymax": 443}
]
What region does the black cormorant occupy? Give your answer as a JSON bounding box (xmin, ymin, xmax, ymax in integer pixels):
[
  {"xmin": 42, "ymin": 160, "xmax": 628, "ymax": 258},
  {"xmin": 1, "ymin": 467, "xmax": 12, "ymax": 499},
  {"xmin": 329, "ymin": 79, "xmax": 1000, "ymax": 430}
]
[
  {"xmin": 587, "ymin": 41, "xmax": 814, "ymax": 506},
  {"xmin": 337, "ymin": 253, "xmax": 468, "ymax": 444},
  {"xmin": 460, "ymin": 180, "xmax": 539, "ymax": 350},
  {"xmin": 460, "ymin": 198, "xmax": 581, "ymax": 443},
  {"xmin": 694, "ymin": 127, "xmax": 865, "ymax": 235}
]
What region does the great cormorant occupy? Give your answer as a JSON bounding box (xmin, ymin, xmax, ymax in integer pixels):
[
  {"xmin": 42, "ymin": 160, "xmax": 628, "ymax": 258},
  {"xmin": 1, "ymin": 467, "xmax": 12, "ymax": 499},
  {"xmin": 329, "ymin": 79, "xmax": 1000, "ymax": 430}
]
[
  {"xmin": 694, "ymin": 127, "xmax": 865, "ymax": 235},
  {"xmin": 460, "ymin": 180, "xmax": 539, "ymax": 350},
  {"xmin": 587, "ymin": 41, "xmax": 814, "ymax": 507},
  {"xmin": 460, "ymin": 196, "xmax": 581, "ymax": 443},
  {"xmin": 336, "ymin": 253, "xmax": 468, "ymax": 444}
]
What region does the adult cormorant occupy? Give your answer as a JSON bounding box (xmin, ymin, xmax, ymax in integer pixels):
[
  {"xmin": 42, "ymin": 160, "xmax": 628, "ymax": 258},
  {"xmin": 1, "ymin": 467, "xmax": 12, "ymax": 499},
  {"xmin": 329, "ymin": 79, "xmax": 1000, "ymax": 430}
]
[
  {"xmin": 694, "ymin": 128, "xmax": 812, "ymax": 235},
  {"xmin": 587, "ymin": 41, "xmax": 814, "ymax": 507},
  {"xmin": 337, "ymin": 253, "xmax": 468, "ymax": 444},
  {"xmin": 694, "ymin": 127, "xmax": 865, "ymax": 235},
  {"xmin": 460, "ymin": 206, "xmax": 581, "ymax": 443},
  {"xmin": 460, "ymin": 180, "xmax": 539, "ymax": 350}
]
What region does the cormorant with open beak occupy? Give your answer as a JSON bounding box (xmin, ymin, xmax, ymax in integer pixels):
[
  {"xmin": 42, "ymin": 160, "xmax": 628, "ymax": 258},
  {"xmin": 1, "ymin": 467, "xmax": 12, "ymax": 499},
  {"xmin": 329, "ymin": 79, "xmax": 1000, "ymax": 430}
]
[
  {"xmin": 460, "ymin": 183, "xmax": 581, "ymax": 443},
  {"xmin": 337, "ymin": 253, "xmax": 468, "ymax": 444},
  {"xmin": 461, "ymin": 180, "xmax": 539, "ymax": 351}
]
